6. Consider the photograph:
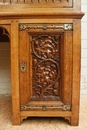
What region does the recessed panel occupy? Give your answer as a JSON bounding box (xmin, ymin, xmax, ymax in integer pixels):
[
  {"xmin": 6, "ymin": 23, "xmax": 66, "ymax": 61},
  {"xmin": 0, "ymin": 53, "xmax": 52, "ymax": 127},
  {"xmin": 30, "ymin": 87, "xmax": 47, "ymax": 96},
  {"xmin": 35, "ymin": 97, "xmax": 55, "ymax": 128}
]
[{"xmin": 31, "ymin": 35, "xmax": 61, "ymax": 101}]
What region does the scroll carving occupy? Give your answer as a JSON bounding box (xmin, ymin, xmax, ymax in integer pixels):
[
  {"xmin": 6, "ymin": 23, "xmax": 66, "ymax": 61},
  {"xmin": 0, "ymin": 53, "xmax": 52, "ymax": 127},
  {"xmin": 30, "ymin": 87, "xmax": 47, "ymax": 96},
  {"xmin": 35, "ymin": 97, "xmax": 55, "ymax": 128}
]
[{"xmin": 31, "ymin": 35, "xmax": 61, "ymax": 101}]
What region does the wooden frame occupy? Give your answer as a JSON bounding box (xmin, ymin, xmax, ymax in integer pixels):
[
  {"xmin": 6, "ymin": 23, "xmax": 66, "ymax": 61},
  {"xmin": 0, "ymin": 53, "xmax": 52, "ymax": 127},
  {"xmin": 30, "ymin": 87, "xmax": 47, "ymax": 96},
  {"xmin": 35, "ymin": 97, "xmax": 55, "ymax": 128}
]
[
  {"xmin": 0, "ymin": 0, "xmax": 84, "ymax": 126},
  {"xmin": 10, "ymin": 20, "xmax": 21, "ymax": 125}
]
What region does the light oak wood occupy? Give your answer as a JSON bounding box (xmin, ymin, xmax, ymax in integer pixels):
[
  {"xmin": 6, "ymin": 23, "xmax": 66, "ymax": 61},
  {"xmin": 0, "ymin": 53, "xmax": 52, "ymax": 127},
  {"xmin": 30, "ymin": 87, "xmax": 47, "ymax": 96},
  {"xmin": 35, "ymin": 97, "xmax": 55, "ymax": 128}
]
[
  {"xmin": 10, "ymin": 20, "xmax": 21, "ymax": 125},
  {"xmin": 20, "ymin": 111, "xmax": 72, "ymax": 117},
  {"xmin": 63, "ymin": 31, "xmax": 72, "ymax": 104},
  {"xmin": 71, "ymin": 19, "xmax": 81, "ymax": 126},
  {"xmin": 0, "ymin": 0, "xmax": 84, "ymax": 126}
]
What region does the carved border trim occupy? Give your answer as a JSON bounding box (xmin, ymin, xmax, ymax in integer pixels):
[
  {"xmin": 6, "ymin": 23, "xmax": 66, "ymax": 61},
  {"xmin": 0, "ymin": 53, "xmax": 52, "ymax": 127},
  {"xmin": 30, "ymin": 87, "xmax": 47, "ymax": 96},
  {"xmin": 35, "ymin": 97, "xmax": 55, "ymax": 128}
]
[
  {"xmin": 20, "ymin": 104, "xmax": 71, "ymax": 111},
  {"xmin": 19, "ymin": 24, "xmax": 73, "ymax": 31},
  {"xmin": 1, "ymin": 0, "xmax": 69, "ymax": 4}
]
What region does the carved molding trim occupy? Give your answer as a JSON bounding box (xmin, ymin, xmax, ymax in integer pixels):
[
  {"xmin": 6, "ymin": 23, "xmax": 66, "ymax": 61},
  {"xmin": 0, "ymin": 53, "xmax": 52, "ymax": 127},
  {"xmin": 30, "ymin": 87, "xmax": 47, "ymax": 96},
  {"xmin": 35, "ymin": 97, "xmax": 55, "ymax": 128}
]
[
  {"xmin": 0, "ymin": 0, "xmax": 70, "ymax": 4},
  {"xmin": 19, "ymin": 24, "xmax": 73, "ymax": 31},
  {"xmin": 20, "ymin": 104, "xmax": 71, "ymax": 111}
]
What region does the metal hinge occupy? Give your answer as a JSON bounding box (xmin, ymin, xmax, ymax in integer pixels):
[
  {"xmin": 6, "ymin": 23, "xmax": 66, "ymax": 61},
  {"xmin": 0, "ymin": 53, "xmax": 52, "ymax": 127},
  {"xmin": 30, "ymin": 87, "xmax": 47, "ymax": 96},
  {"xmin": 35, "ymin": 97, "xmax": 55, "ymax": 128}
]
[
  {"xmin": 20, "ymin": 104, "xmax": 71, "ymax": 111},
  {"xmin": 19, "ymin": 24, "xmax": 73, "ymax": 31}
]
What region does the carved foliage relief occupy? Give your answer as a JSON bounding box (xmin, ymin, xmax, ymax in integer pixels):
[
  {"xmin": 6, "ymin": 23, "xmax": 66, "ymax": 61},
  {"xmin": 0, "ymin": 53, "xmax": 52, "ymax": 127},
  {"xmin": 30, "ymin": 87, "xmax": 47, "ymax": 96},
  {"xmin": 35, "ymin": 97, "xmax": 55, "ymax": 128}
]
[{"xmin": 31, "ymin": 35, "xmax": 61, "ymax": 101}]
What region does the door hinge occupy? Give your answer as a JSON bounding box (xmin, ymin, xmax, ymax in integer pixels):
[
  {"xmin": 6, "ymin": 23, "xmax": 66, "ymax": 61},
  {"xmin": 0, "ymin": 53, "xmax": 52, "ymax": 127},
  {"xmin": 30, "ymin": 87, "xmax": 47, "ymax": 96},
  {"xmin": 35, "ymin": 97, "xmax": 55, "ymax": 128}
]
[
  {"xmin": 19, "ymin": 24, "xmax": 73, "ymax": 31},
  {"xmin": 20, "ymin": 104, "xmax": 71, "ymax": 111}
]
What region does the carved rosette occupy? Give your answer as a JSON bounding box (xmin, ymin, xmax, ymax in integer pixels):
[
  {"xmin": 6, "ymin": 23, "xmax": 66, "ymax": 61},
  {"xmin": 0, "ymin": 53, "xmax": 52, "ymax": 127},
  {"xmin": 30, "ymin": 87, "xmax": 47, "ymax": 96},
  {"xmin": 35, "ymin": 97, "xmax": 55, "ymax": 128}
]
[{"xmin": 31, "ymin": 35, "xmax": 61, "ymax": 101}]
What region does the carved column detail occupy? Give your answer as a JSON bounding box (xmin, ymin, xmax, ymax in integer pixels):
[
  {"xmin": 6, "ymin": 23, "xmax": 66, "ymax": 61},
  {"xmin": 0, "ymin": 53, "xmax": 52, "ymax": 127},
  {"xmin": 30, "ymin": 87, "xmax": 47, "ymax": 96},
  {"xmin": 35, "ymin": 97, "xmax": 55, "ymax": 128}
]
[{"xmin": 31, "ymin": 35, "xmax": 61, "ymax": 101}]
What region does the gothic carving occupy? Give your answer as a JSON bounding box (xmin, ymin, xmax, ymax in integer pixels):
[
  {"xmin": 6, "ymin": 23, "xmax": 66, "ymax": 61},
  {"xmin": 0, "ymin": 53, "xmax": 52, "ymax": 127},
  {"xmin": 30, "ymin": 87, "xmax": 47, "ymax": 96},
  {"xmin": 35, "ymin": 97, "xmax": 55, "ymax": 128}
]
[
  {"xmin": 31, "ymin": 35, "xmax": 61, "ymax": 101},
  {"xmin": 0, "ymin": 27, "xmax": 10, "ymax": 42}
]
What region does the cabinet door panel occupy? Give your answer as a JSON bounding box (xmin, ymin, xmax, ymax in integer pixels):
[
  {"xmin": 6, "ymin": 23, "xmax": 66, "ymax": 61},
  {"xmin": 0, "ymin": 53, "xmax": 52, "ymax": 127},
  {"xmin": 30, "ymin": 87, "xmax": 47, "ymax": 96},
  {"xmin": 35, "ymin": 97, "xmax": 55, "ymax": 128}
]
[{"xmin": 19, "ymin": 27, "xmax": 72, "ymax": 111}]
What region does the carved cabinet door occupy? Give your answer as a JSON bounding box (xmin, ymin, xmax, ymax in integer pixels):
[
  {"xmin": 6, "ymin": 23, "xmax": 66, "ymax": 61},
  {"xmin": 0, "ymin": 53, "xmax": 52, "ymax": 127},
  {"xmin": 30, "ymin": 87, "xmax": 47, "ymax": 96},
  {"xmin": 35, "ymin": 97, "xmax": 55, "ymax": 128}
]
[{"xmin": 19, "ymin": 24, "xmax": 73, "ymax": 112}]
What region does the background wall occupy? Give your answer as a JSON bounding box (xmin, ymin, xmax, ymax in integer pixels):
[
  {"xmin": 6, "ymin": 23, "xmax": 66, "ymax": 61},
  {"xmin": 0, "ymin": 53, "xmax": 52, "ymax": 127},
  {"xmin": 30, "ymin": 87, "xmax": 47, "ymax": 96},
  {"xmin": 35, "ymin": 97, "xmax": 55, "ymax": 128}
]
[
  {"xmin": 0, "ymin": 0, "xmax": 87, "ymax": 95},
  {"xmin": 81, "ymin": 0, "xmax": 87, "ymax": 94},
  {"xmin": 0, "ymin": 42, "xmax": 11, "ymax": 95}
]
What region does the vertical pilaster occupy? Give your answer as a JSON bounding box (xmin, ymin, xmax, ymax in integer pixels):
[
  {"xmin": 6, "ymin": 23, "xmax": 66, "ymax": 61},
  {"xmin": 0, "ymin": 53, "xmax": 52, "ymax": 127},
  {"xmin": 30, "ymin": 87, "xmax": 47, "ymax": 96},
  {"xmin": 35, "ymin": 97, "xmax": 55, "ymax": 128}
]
[
  {"xmin": 10, "ymin": 20, "xmax": 21, "ymax": 125},
  {"xmin": 71, "ymin": 19, "xmax": 81, "ymax": 126}
]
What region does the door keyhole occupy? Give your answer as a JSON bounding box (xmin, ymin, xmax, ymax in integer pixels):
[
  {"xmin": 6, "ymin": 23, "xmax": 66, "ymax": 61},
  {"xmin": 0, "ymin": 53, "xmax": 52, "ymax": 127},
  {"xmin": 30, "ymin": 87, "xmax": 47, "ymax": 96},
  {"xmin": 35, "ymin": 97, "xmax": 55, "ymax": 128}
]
[{"xmin": 20, "ymin": 62, "xmax": 26, "ymax": 72}]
